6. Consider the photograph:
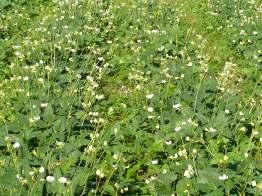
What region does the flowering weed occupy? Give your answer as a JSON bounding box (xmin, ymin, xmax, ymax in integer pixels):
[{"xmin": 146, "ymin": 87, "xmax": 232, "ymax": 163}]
[{"xmin": 0, "ymin": 0, "xmax": 262, "ymax": 195}]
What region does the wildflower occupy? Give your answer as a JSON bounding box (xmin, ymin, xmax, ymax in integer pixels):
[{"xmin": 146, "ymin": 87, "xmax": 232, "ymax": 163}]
[
  {"xmin": 41, "ymin": 103, "xmax": 48, "ymax": 108},
  {"xmin": 98, "ymin": 57, "xmax": 104, "ymax": 61},
  {"xmin": 251, "ymin": 180, "xmax": 256, "ymax": 187},
  {"xmin": 192, "ymin": 149, "xmax": 197, "ymax": 154},
  {"xmin": 239, "ymin": 111, "xmax": 244, "ymax": 116},
  {"xmin": 29, "ymin": 115, "xmax": 40, "ymax": 123},
  {"xmin": 13, "ymin": 142, "xmax": 20, "ymax": 149},
  {"xmin": 96, "ymin": 169, "xmax": 105, "ymax": 178},
  {"xmin": 172, "ymin": 103, "xmax": 181, "ymax": 110},
  {"xmin": 46, "ymin": 176, "xmax": 55, "ymax": 183},
  {"xmin": 58, "ymin": 177, "xmax": 67, "ymax": 184},
  {"xmin": 39, "ymin": 167, "xmax": 45, "ymax": 173},
  {"xmin": 187, "ymin": 62, "xmax": 193, "ymax": 67},
  {"xmin": 225, "ymin": 109, "xmax": 230, "ymax": 114},
  {"xmin": 151, "ymin": 160, "xmax": 158, "ymax": 165},
  {"xmin": 205, "ymin": 127, "xmax": 217, "ymax": 133},
  {"xmin": 184, "ymin": 164, "xmax": 194, "ymax": 178},
  {"xmin": 16, "ymin": 174, "xmax": 22, "ymax": 180},
  {"xmin": 218, "ymin": 174, "xmax": 228, "ymax": 180},
  {"xmin": 56, "ymin": 141, "xmax": 65, "ymax": 148},
  {"xmin": 147, "ymin": 107, "xmax": 154, "ymax": 113},
  {"xmin": 175, "ymin": 126, "xmax": 181, "ymax": 132},
  {"xmin": 95, "ymin": 94, "xmax": 104, "ymax": 100},
  {"xmin": 146, "ymin": 94, "xmax": 154, "ymax": 99},
  {"xmin": 165, "ymin": 140, "xmax": 172, "ymax": 145}
]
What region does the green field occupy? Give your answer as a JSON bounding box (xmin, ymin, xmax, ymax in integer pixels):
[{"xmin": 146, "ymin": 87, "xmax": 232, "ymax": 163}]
[{"xmin": 0, "ymin": 0, "xmax": 262, "ymax": 195}]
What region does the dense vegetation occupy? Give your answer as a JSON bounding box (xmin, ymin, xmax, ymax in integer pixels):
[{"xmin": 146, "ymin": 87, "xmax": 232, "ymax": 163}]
[{"xmin": 0, "ymin": 0, "xmax": 262, "ymax": 195}]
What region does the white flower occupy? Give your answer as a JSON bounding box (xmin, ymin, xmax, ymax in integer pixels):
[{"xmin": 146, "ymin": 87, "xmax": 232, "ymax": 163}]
[
  {"xmin": 29, "ymin": 115, "xmax": 40, "ymax": 123},
  {"xmin": 46, "ymin": 176, "xmax": 55, "ymax": 183},
  {"xmin": 151, "ymin": 160, "xmax": 158, "ymax": 165},
  {"xmin": 173, "ymin": 103, "xmax": 181, "ymax": 110},
  {"xmin": 175, "ymin": 126, "xmax": 181, "ymax": 132},
  {"xmin": 13, "ymin": 142, "xmax": 20, "ymax": 149},
  {"xmin": 165, "ymin": 140, "xmax": 172, "ymax": 145},
  {"xmin": 58, "ymin": 177, "xmax": 67, "ymax": 184},
  {"xmin": 98, "ymin": 57, "xmax": 104, "ymax": 61},
  {"xmin": 205, "ymin": 127, "xmax": 217, "ymax": 133},
  {"xmin": 147, "ymin": 107, "xmax": 154, "ymax": 112},
  {"xmin": 96, "ymin": 94, "xmax": 104, "ymax": 100},
  {"xmin": 56, "ymin": 141, "xmax": 65, "ymax": 148},
  {"xmin": 239, "ymin": 111, "xmax": 244, "ymax": 116},
  {"xmin": 251, "ymin": 180, "xmax": 256, "ymax": 187},
  {"xmin": 96, "ymin": 169, "xmax": 105, "ymax": 178},
  {"xmin": 187, "ymin": 62, "xmax": 193, "ymax": 67},
  {"xmin": 40, "ymin": 103, "xmax": 48, "ymax": 108},
  {"xmin": 146, "ymin": 94, "xmax": 154, "ymax": 99},
  {"xmin": 184, "ymin": 164, "xmax": 194, "ymax": 178},
  {"xmin": 218, "ymin": 174, "xmax": 228, "ymax": 181},
  {"xmin": 39, "ymin": 167, "xmax": 45, "ymax": 173},
  {"xmin": 225, "ymin": 109, "xmax": 230, "ymax": 114}
]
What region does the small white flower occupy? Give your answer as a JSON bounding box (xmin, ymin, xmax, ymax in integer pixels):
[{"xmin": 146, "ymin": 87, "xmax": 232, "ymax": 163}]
[
  {"xmin": 205, "ymin": 127, "xmax": 217, "ymax": 133},
  {"xmin": 173, "ymin": 103, "xmax": 181, "ymax": 110},
  {"xmin": 184, "ymin": 164, "xmax": 194, "ymax": 178},
  {"xmin": 39, "ymin": 167, "xmax": 45, "ymax": 173},
  {"xmin": 225, "ymin": 109, "xmax": 230, "ymax": 114},
  {"xmin": 165, "ymin": 140, "xmax": 172, "ymax": 145},
  {"xmin": 96, "ymin": 169, "xmax": 105, "ymax": 178},
  {"xmin": 56, "ymin": 141, "xmax": 65, "ymax": 148},
  {"xmin": 146, "ymin": 94, "xmax": 154, "ymax": 99},
  {"xmin": 175, "ymin": 126, "xmax": 181, "ymax": 132},
  {"xmin": 147, "ymin": 107, "xmax": 154, "ymax": 113},
  {"xmin": 251, "ymin": 180, "xmax": 256, "ymax": 187},
  {"xmin": 98, "ymin": 57, "xmax": 104, "ymax": 61},
  {"xmin": 58, "ymin": 176, "xmax": 67, "ymax": 184},
  {"xmin": 187, "ymin": 62, "xmax": 193, "ymax": 67},
  {"xmin": 13, "ymin": 142, "xmax": 20, "ymax": 149},
  {"xmin": 96, "ymin": 94, "xmax": 104, "ymax": 100},
  {"xmin": 218, "ymin": 174, "xmax": 228, "ymax": 181},
  {"xmin": 113, "ymin": 154, "xmax": 119, "ymax": 160},
  {"xmin": 151, "ymin": 160, "xmax": 158, "ymax": 165},
  {"xmin": 40, "ymin": 103, "xmax": 48, "ymax": 108},
  {"xmin": 38, "ymin": 78, "xmax": 44, "ymax": 83},
  {"xmin": 239, "ymin": 111, "xmax": 244, "ymax": 116},
  {"xmin": 46, "ymin": 176, "xmax": 55, "ymax": 183}
]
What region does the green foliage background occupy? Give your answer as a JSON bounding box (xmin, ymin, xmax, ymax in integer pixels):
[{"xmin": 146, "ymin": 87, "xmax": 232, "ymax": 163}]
[{"xmin": 0, "ymin": 0, "xmax": 262, "ymax": 195}]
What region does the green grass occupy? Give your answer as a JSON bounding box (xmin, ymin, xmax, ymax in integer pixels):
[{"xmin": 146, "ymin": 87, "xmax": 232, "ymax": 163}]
[{"xmin": 0, "ymin": 0, "xmax": 262, "ymax": 195}]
